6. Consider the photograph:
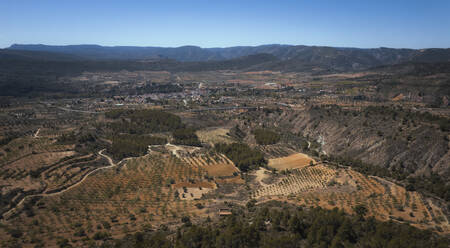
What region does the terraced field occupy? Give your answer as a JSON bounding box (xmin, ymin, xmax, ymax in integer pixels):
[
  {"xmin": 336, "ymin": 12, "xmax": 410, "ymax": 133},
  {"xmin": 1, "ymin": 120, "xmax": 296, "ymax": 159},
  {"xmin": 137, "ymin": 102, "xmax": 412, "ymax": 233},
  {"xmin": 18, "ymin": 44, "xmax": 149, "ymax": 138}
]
[
  {"xmin": 0, "ymin": 151, "xmax": 215, "ymax": 246},
  {"xmin": 251, "ymin": 163, "xmax": 450, "ymax": 234},
  {"xmin": 0, "ymin": 137, "xmax": 74, "ymax": 166},
  {"xmin": 298, "ymin": 171, "xmax": 450, "ymax": 233},
  {"xmin": 181, "ymin": 152, "xmax": 239, "ymax": 177},
  {"xmin": 252, "ymin": 164, "xmax": 335, "ymax": 198},
  {"xmin": 256, "ymin": 144, "xmax": 296, "ymax": 159},
  {"xmin": 0, "ymin": 136, "xmax": 107, "ymax": 217}
]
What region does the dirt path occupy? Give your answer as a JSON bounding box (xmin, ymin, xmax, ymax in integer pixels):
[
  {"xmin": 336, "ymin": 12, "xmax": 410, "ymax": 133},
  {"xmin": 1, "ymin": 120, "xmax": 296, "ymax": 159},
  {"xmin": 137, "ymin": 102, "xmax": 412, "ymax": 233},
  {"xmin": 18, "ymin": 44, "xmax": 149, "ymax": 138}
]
[
  {"xmin": 165, "ymin": 143, "xmax": 201, "ymax": 158},
  {"xmin": 33, "ymin": 128, "xmax": 40, "ymax": 138},
  {"xmin": 254, "ymin": 167, "xmax": 271, "ymax": 187},
  {"xmin": 1, "ymin": 149, "xmax": 124, "ymax": 220}
]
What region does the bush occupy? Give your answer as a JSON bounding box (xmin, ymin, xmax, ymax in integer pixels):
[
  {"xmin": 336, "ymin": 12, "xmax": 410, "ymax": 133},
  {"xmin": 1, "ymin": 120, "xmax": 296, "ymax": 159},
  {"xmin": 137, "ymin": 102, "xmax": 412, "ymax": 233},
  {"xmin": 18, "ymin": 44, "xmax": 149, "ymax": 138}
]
[
  {"xmin": 7, "ymin": 228, "xmax": 23, "ymax": 238},
  {"xmin": 93, "ymin": 231, "xmax": 110, "ymax": 240}
]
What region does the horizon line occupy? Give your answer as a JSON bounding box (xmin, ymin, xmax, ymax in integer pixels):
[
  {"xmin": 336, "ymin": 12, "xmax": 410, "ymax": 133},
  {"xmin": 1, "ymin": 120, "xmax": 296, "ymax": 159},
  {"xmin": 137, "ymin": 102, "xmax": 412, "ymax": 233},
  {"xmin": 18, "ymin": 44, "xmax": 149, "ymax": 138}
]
[{"xmin": 4, "ymin": 43, "xmax": 450, "ymax": 50}]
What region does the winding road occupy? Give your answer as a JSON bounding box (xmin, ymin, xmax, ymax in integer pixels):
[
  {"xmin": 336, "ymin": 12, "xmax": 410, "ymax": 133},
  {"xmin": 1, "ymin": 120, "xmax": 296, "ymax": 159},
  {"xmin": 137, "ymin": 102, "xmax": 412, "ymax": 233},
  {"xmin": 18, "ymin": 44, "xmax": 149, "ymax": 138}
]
[{"xmin": 1, "ymin": 149, "xmax": 124, "ymax": 220}]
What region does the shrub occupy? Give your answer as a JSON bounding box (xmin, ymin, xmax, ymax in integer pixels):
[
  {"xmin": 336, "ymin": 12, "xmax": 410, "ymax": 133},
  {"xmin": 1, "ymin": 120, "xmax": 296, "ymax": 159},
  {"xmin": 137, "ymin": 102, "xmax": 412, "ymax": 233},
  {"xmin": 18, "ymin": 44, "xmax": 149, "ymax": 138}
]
[{"xmin": 93, "ymin": 231, "xmax": 110, "ymax": 240}]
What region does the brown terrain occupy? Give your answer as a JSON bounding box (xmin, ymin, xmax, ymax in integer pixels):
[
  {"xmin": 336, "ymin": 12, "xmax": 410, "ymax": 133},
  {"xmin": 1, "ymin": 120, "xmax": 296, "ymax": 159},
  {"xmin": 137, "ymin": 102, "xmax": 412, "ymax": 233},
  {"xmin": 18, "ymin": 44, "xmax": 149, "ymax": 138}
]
[{"xmin": 0, "ymin": 66, "xmax": 449, "ymax": 246}]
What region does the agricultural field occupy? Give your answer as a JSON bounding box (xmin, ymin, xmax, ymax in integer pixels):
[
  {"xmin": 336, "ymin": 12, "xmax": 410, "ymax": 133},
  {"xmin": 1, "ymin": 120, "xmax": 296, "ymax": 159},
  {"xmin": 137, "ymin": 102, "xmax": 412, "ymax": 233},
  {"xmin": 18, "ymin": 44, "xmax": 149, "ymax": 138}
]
[
  {"xmin": 181, "ymin": 152, "xmax": 239, "ymax": 177},
  {"xmin": 0, "ymin": 147, "xmax": 223, "ymax": 246},
  {"xmin": 251, "ymin": 163, "xmax": 450, "ymax": 234},
  {"xmin": 0, "ymin": 133, "xmax": 109, "ymax": 218},
  {"xmin": 196, "ymin": 127, "xmax": 235, "ymax": 145},
  {"xmin": 0, "ymin": 61, "xmax": 449, "ymax": 246},
  {"xmin": 252, "ymin": 164, "xmax": 335, "ymax": 197},
  {"xmin": 268, "ymin": 152, "xmax": 315, "ymax": 170},
  {"xmin": 256, "ymin": 144, "xmax": 297, "ymax": 159}
]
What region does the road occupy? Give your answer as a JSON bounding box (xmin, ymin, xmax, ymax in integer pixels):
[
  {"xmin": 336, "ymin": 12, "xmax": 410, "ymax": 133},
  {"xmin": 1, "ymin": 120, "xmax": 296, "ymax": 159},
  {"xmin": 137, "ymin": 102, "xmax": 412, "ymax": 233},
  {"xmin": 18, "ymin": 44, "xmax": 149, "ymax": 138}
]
[
  {"xmin": 1, "ymin": 149, "xmax": 125, "ymax": 220},
  {"xmin": 57, "ymin": 106, "xmax": 103, "ymax": 114},
  {"xmin": 188, "ymin": 106, "xmax": 257, "ymax": 112}
]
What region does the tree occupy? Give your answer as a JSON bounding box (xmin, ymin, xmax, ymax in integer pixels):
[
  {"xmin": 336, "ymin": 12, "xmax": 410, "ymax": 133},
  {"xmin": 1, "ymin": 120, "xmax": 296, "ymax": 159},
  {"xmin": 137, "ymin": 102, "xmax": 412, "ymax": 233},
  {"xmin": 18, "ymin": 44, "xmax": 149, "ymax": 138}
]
[
  {"xmin": 353, "ymin": 204, "xmax": 368, "ymax": 220},
  {"xmin": 215, "ymin": 142, "xmax": 266, "ymax": 171},
  {"xmin": 253, "ymin": 129, "xmax": 281, "ymax": 145}
]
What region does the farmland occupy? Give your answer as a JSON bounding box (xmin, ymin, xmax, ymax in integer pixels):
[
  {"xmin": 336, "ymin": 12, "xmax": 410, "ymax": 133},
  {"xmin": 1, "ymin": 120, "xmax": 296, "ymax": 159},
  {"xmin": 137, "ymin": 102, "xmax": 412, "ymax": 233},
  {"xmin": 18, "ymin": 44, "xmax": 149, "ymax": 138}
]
[
  {"xmin": 0, "ymin": 133, "xmax": 108, "ymax": 219},
  {"xmin": 0, "ymin": 65, "xmax": 449, "ymax": 246},
  {"xmin": 268, "ymin": 152, "xmax": 315, "ymax": 170},
  {"xmin": 0, "ymin": 150, "xmax": 215, "ymax": 246},
  {"xmin": 252, "ymin": 163, "xmax": 450, "ymax": 234},
  {"xmin": 196, "ymin": 127, "xmax": 235, "ymax": 145},
  {"xmin": 181, "ymin": 152, "xmax": 239, "ymax": 177}
]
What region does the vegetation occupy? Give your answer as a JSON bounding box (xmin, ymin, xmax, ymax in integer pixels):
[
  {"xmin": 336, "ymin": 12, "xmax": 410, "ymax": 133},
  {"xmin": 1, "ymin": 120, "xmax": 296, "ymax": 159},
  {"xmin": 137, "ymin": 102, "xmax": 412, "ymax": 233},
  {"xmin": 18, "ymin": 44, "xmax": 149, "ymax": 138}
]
[
  {"xmin": 1, "ymin": 51, "xmax": 449, "ymax": 247},
  {"xmin": 106, "ymin": 109, "xmax": 184, "ymax": 134},
  {"xmin": 253, "ymin": 128, "xmax": 281, "ymax": 145},
  {"xmin": 362, "ymin": 106, "xmax": 450, "ymax": 132},
  {"xmin": 215, "ymin": 143, "xmax": 266, "ymax": 171},
  {"xmin": 228, "ymin": 125, "xmax": 246, "ymax": 140},
  {"xmin": 253, "ymin": 165, "xmax": 334, "ymax": 198},
  {"xmin": 111, "ymin": 134, "xmax": 166, "ymax": 160},
  {"xmin": 406, "ymin": 174, "xmax": 450, "ymax": 201},
  {"xmin": 101, "ymin": 203, "xmax": 449, "ymax": 248},
  {"xmin": 325, "ymin": 154, "xmax": 450, "ymax": 201},
  {"xmin": 172, "ymin": 128, "xmax": 202, "ymax": 147}
]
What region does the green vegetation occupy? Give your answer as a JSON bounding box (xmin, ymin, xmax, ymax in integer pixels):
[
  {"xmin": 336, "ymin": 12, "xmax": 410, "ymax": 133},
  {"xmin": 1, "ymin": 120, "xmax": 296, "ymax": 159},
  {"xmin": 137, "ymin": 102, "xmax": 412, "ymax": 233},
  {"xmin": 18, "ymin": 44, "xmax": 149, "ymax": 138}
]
[
  {"xmin": 229, "ymin": 125, "xmax": 246, "ymax": 140},
  {"xmin": 253, "ymin": 128, "xmax": 281, "ymax": 145},
  {"xmin": 215, "ymin": 143, "xmax": 266, "ymax": 171},
  {"xmin": 57, "ymin": 129, "xmax": 103, "ymax": 153},
  {"xmin": 111, "ymin": 134, "xmax": 166, "ymax": 160},
  {"xmin": 105, "ymin": 109, "xmax": 204, "ymax": 157},
  {"xmin": 101, "ymin": 203, "xmax": 449, "ymax": 248},
  {"xmin": 106, "ymin": 109, "xmax": 184, "ymax": 134},
  {"xmin": 362, "ymin": 106, "xmax": 450, "ymax": 132},
  {"xmin": 172, "ymin": 128, "xmax": 201, "ymax": 147},
  {"xmin": 0, "ymin": 133, "xmax": 20, "ymax": 146},
  {"xmin": 406, "ymin": 173, "xmax": 450, "ymax": 201},
  {"xmin": 325, "ymin": 154, "xmax": 450, "ymax": 201}
]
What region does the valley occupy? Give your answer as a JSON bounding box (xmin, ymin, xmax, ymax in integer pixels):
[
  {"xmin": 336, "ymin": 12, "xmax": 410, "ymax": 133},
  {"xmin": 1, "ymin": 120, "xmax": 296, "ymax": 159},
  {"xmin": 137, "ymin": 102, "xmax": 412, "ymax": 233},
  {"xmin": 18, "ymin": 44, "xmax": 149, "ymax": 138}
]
[{"xmin": 0, "ymin": 63, "xmax": 449, "ymax": 247}]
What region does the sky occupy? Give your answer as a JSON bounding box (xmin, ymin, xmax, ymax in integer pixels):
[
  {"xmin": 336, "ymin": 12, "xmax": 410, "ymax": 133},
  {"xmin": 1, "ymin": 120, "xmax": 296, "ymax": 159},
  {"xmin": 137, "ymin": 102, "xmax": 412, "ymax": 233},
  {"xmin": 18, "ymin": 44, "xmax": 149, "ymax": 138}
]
[{"xmin": 1, "ymin": 0, "xmax": 449, "ymax": 49}]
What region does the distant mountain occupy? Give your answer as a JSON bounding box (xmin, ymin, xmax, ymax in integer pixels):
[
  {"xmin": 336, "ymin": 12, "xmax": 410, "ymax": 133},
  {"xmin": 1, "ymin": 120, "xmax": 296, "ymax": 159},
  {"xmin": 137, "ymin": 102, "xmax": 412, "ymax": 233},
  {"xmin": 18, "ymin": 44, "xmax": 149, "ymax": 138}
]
[
  {"xmin": 4, "ymin": 44, "xmax": 450, "ymax": 73},
  {"xmin": 0, "ymin": 48, "xmax": 83, "ymax": 61},
  {"xmin": 8, "ymin": 44, "xmax": 222, "ymax": 62},
  {"xmin": 8, "ymin": 44, "xmax": 450, "ymax": 71}
]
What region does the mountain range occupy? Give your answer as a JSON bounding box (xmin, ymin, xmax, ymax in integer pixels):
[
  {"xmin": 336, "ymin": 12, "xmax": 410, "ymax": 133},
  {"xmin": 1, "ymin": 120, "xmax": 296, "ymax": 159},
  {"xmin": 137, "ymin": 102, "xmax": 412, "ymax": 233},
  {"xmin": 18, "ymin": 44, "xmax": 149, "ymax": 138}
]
[{"xmin": 5, "ymin": 44, "xmax": 450, "ymax": 72}]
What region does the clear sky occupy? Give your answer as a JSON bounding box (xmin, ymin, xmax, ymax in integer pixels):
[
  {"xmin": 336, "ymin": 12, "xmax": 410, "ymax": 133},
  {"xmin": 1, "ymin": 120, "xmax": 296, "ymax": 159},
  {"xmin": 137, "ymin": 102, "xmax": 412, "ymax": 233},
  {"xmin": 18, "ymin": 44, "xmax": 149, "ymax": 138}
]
[{"xmin": 1, "ymin": 0, "xmax": 449, "ymax": 49}]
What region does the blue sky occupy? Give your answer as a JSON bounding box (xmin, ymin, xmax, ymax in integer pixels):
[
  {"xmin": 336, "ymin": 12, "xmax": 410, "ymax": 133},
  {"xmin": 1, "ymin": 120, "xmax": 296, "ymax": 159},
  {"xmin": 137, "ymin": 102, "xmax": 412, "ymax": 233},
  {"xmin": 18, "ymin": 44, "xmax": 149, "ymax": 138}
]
[{"xmin": 1, "ymin": 0, "xmax": 449, "ymax": 49}]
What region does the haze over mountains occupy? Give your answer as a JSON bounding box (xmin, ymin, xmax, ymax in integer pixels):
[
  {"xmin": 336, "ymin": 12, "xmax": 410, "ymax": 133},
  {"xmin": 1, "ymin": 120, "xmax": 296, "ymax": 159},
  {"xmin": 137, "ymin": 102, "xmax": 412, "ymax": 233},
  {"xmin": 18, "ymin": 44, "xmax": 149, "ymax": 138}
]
[{"xmin": 7, "ymin": 44, "xmax": 450, "ymax": 72}]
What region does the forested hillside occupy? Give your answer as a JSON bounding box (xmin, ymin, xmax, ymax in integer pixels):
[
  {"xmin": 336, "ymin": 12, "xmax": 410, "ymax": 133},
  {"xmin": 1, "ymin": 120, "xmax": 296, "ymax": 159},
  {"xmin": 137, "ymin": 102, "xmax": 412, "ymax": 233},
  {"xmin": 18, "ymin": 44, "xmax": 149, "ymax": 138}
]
[{"xmin": 97, "ymin": 202, "xmax": 449, "ymax": 248}]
